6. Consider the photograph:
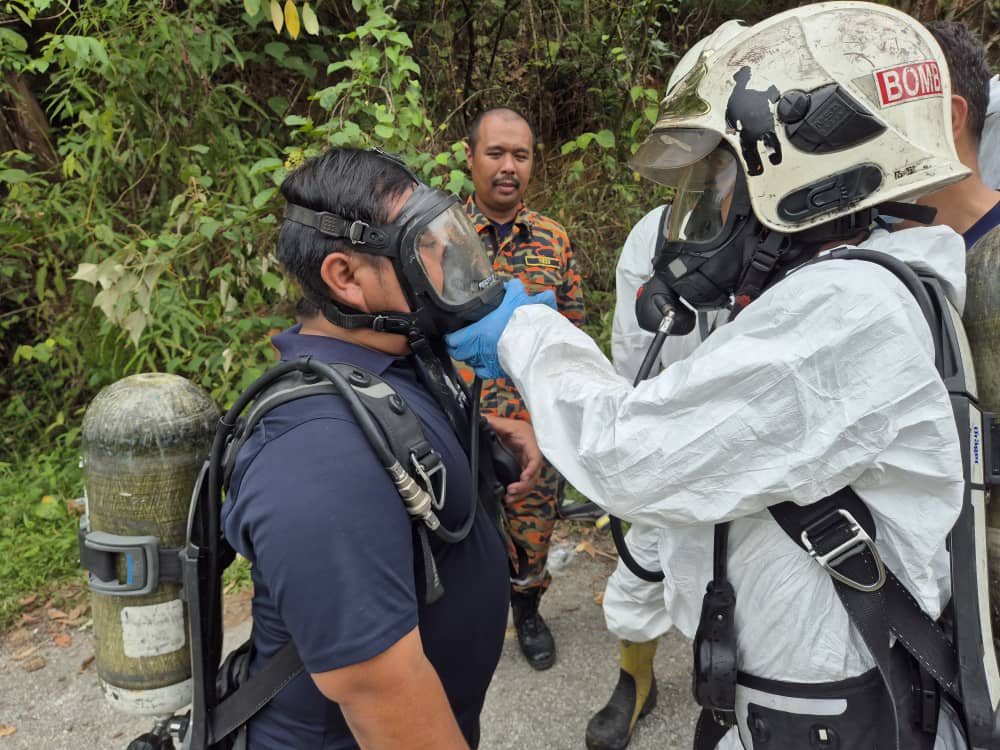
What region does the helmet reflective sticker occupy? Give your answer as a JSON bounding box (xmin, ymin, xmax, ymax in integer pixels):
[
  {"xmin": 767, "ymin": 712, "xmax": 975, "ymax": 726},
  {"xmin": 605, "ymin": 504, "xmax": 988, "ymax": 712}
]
[{"xmin": 874, "ymin": 61, "xmax": 944, "ymax": 107}]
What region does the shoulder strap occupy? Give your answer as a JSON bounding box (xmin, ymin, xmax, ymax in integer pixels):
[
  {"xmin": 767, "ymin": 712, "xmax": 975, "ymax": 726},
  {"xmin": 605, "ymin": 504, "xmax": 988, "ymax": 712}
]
[
  {"xmin": 224, "ymin": 365, "xmax": 442, "ymax": 492},
  {"xmin": 208, "ymin": 640, "xmax": 303, "ymax": 746},
  {"xmin": 768, "ymin": 490, "xmax": 961, "ymax": 748}
]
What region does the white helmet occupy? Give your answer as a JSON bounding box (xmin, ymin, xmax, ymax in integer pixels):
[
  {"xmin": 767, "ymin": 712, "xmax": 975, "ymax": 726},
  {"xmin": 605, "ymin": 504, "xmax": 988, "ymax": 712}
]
[{"xmin": 630, "ymin": 1, "xmax": 969, "ymax": 309}]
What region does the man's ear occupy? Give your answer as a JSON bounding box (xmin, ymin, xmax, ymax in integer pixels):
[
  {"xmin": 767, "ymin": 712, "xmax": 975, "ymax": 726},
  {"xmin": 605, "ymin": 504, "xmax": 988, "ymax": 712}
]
[
  {"xmin": 319, "ymin": 252, "xmax": 367, "ymax": 311},
  {"xmin": 951, "ymin": 94, "xmax": 969, "ymax": 142},
  {"xmin": 463, "ymin": 140, "xmax": 474, "ymax": 166}
]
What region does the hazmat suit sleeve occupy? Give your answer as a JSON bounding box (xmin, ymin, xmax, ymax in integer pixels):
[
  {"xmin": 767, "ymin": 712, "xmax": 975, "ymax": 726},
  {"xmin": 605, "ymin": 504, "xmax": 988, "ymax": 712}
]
[{"xmin": 498, "ymin": 258, "xmax": 955, "ymax": 529}]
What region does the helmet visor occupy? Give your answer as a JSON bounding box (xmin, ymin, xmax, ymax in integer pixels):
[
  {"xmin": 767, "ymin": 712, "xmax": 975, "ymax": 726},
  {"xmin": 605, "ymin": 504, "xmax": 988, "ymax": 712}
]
[
  {"xmin": 667, "ymin": 147, "xmax": 739, "ymax": 247},
  {"xmin": 412, "ymin": 204, "xmax": 497, "ymax": 307},
  {"xmin": 630, "ymin": 128, "xmax": 723, "ymax": 186}
]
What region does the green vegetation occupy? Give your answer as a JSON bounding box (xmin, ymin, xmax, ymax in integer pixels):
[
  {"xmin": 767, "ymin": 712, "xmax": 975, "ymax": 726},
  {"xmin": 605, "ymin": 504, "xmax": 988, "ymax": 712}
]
[{"xmin": 1, "ymin": 0, "xmax": 995, "ymax": 628}]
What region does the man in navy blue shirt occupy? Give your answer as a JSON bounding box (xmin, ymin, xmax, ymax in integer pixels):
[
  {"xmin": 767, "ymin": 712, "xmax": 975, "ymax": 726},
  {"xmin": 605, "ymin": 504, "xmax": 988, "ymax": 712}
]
[
  {"xmin": 908, "ymin": 22, "xmax": 1000, "ymax": 248},
  {"xmin": 222, "ymin": 147, "xmax": 545, "ymax": 749}
]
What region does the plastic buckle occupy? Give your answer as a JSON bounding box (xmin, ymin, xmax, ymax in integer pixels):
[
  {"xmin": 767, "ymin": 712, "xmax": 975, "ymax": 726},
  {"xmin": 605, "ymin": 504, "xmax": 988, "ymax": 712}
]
[
  {"xmin": 751, "ymin": 244, "xmax": 781, "ymax": 273},
  {"xmin": 800, "ymin": 509, "xmax": 886, "ymax": 592},
  {"xmin": 412, "ymin": 450, "xmax": 447, "ymax": 511},
  {"xmin": 81, "ymin": 524, "xmax": 161, "ymax": 596},
  {"xmin": 347, "ymin": 220, "xmax": 369, "ymax": 244}
]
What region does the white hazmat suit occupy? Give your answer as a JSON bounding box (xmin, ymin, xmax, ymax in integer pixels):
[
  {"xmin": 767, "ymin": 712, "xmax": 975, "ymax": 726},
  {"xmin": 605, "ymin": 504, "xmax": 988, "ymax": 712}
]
[{"xmin": 498, "ymin": 225, "xmax": 968, "ymax": 748}]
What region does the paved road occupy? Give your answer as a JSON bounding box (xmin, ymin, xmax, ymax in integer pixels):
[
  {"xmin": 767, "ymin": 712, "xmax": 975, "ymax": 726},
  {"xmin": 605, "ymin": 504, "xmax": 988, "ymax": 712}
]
[{"xmin": 0, "ymin": 530, "xmax": 699, "ymax": 749}]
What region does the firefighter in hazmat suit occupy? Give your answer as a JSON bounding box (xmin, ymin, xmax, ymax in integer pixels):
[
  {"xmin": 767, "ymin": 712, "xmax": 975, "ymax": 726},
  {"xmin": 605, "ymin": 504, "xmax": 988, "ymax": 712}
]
[{"xmin": 446, "ymin": 3, "xmax": 1000, "ymax": 748}]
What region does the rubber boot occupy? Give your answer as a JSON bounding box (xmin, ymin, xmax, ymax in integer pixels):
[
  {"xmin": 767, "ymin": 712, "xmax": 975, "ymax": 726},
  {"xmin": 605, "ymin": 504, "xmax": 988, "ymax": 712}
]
[
  {"xmin": 585, "ymin": 639, "xmax": 659, "ymax": 750},
  {"xmin": 510, "ymin": 587, "xmax": 556, "ymax": 670}
]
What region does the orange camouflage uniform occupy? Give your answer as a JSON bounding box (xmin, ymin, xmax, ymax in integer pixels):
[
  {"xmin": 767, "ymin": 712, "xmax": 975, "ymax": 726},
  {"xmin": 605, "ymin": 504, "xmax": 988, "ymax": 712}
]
[{"xmin": 462, "ymin": 195, "xmax": 585, "ymax": 593}]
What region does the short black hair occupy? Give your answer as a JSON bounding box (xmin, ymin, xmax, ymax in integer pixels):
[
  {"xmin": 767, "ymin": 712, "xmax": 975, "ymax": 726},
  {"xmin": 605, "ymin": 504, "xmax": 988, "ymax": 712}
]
[
  {"xmin": 467, "ymin": 107, "xmax": 537, "ymax": 153},
  {"xmin": 926, "ymin": 21, "xmax": 991, "ymax": 143},
  {"xmin": 277, "ymin": 148, "xmax": 414, "ymax": 315}
]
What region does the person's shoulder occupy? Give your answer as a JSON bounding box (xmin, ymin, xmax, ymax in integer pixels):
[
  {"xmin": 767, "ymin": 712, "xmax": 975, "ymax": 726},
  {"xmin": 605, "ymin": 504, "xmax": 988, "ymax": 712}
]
[{"xmin": 520, "ymin": 207, "xmax": 570, "ymax": 241}]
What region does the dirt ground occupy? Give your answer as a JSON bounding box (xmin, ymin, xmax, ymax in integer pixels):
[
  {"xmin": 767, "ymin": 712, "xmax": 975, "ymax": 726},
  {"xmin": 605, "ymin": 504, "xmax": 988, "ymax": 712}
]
[{"xmin": 0, "ymin": 522, "xmax": 700, "ymax": 749}]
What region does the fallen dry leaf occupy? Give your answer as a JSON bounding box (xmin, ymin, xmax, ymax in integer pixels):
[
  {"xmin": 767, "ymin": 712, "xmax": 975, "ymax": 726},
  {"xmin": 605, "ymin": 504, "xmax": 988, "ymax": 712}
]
[
  {"xmin": 223, "ymin": 580, "xmax": 237, "ymax": 595},
  {"xmin": 18, "ymin": 613, "xmax": 38, "ymax": 625},
  {"xmin": 594, "ymin": 591, "xmax": 605, "ymax": 606},
  {"xmin": 53, "ymin": 633, "xmax": 72, "ymax": 648},
  {"xmin": 67, "ymin": 605, "xmax": 87, "ymax": 620},
  {"xmin": 575, "ymin": 540, "xmax": 597, "ymax": 559},
  {"xmin": 0, "ymin": 724, "xmax": 15, "ymax": 737},
  {"xmin": 17, "ymin": 594, "xmax": 38, "ymax": 607},
  {"xmin": 79, "ymin": 655, "xmax": 95, "ymax": 673},
  {"xmin": 46, "ymin": 607, "xmax": 69, "ymax": 621},
  {"xmin": 7, "ymin": 629, "xmax": 33, "ymax": 646},
  {"xmin": 12, "ymin": 646, "xmax": 38, "ymax": 661},
  {"xmin": 22, "ymin": 656, "xmax": 45, "ymax": 673}
]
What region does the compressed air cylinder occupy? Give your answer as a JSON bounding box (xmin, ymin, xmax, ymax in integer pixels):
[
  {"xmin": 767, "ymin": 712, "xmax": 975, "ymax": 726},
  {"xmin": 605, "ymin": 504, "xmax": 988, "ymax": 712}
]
[
  {"xmin": 964, "ymin": 226, "xmax": 1000, "ymax": 655},
  {"xmin": 82, "ymin": 373, "xmax": 218, "ymax": 716}
]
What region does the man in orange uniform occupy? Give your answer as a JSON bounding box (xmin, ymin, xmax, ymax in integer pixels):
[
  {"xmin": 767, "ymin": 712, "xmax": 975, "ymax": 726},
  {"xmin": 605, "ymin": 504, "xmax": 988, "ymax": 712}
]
[{"xmin": 463, "ymin": 107, "xmax": 585, "ymax": 670}]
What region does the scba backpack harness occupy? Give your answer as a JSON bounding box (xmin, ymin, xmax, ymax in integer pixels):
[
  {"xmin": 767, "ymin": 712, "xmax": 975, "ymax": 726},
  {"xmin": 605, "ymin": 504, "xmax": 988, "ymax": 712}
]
[{"xmin": 118, "ymin": 355, "xmax": 515, "ymax": 750}]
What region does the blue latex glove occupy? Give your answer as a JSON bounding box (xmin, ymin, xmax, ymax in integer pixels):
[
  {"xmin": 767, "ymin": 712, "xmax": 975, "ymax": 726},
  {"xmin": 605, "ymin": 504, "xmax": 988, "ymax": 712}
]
[{"xmin": 446, "ymin": 278, "xmax": 557, "ymax": 379}]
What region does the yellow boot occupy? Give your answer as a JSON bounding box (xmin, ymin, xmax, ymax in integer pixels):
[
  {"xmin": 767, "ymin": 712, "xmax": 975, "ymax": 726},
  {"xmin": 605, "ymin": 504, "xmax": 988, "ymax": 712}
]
[{"xmin": 585, "ymin": 639, "xmax": 658, "ymax": 750}]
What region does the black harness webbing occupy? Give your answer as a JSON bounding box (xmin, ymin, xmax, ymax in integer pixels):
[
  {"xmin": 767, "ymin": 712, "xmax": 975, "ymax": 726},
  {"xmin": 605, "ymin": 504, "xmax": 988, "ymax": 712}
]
[
  {"xmin": 770, "ymin": 491, "xmax": 960, "ymax": 701},
  {"xmin": 208, "ymin": 639, "xmax": 303, "ymax": 746}
]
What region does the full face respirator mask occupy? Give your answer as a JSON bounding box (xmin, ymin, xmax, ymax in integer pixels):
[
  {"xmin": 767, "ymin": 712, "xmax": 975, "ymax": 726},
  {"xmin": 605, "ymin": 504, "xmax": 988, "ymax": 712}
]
[{"xmin": 283, "ymin": 151, "xmax": 505, "ymax": 339}]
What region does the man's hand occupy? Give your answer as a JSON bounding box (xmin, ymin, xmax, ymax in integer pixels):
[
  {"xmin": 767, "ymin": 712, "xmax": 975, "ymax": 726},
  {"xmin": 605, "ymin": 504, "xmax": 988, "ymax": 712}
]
[
  {"xmin": 445, "ymin": 278, "xmax": 556, "ymax": 379},
  {"xmin": 311, "ymin": 627, "xmax": 469, "ymax": 750},
  {"xmin": 487, "ymin": 415, "xmax": 543, "ymax": 503}
]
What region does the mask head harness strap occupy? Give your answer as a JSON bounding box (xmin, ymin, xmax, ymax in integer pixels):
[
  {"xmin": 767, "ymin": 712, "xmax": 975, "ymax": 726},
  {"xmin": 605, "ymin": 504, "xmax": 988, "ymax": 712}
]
[{"xmin": 283, "ymin": 148, "xmax": 426, "ymax": 336}]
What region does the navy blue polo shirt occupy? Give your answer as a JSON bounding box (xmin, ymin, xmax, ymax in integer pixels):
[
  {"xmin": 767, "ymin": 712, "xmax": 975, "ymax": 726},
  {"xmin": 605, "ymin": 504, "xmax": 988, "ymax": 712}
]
[
  {"xmin": 222, "ymin": 326, "xmax": 509, "ymax": 749},
  {"xmin": 964, "ymin": 198, "xmax": 1000, "ymax": 249}
]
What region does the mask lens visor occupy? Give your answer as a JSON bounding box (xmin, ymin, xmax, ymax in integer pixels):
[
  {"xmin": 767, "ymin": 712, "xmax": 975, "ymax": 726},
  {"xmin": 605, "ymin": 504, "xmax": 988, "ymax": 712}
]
[
  {"xmin": 414, "ymin": 204, "xmax": 497, "ymax": 306},
  {"xmin": 667, "ymin": 147, "xmax": 738, "ymax": 246}
]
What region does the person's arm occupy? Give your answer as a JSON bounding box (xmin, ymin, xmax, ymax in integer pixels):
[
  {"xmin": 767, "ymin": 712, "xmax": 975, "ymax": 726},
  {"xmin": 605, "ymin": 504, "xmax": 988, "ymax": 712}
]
[
  {"xmin": 557, "ymin": 233, "xmax": 586, "ymax": 329},
  {"xmin": 312, "ymin": 627, "xmax": 468, "ymax": 750},
  {"xmin": 498, "ymin": 259, "xmax": 955, "ymax": 528},
  {"xmin": 486, "ymin": 414, "xmax": 543, "ymax": 501}
]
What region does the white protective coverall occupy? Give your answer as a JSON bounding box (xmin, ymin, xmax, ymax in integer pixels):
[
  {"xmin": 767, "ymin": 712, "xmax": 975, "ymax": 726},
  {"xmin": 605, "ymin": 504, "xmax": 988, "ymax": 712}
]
[
  {"xmin": 499, "ymin": 225, "xmax": 968, "ymax": 748},
  {"xmin": 981, "ymin": 76, "xmax": 1000, "ymax": 190},
  {"xmin": 605, "ymin": 205, "xmax": 723, "ymax": 641}
]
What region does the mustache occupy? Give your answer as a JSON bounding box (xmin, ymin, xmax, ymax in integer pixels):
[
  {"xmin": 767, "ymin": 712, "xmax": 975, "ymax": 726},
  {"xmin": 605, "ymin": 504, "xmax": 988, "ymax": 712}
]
[{"xmin": 492, "ymin": 176, "xmax": 521, "ymax": 189}]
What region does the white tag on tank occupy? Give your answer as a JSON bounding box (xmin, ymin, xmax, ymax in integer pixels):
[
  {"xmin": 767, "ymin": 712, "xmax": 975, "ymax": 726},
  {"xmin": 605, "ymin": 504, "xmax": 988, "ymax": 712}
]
[{"xmin": 120, "ymin": 600, "xmax": 187, "ymax": 658}]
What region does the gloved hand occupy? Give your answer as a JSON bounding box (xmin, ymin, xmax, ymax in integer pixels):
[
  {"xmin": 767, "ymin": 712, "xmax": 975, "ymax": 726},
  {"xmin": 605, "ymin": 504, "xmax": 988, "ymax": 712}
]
[
  {"xmin": 635, "ymin": 275, "xmax": 695, "ymax": 335},
  {"xmin": 445, "ymin": 278, "xmax": 556, "ymax": 379}
]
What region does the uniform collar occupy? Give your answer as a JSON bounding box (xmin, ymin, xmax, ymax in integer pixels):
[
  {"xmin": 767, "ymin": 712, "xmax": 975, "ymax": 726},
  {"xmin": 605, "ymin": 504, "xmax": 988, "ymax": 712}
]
[
  {"xmin": 271, "ymin": 324, "xmax": 400, "ymax": 375},
  {"xmin": 464, "ymin": 195, "xmax": 532, "ymax": 238}
]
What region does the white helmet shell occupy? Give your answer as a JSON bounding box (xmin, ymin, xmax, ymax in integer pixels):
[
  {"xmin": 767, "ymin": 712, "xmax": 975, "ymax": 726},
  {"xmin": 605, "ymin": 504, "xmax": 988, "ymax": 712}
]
[{"xmin": 633, "ymin": 1, "xmax": 970, "ymax": 233}]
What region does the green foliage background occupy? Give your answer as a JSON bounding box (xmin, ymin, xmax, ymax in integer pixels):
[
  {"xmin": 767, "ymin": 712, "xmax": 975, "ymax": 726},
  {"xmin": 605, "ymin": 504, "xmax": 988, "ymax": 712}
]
[{"xmin": 0, "ymin": 0, "xmax": 997, "ymax": 624}]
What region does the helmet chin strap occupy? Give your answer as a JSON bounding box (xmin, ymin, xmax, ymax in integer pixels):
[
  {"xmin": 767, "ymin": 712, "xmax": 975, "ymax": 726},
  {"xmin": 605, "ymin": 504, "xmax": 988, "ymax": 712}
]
[{"xmin": 733, "ymin": 207, "xmax": 881, "ymax": 307}]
